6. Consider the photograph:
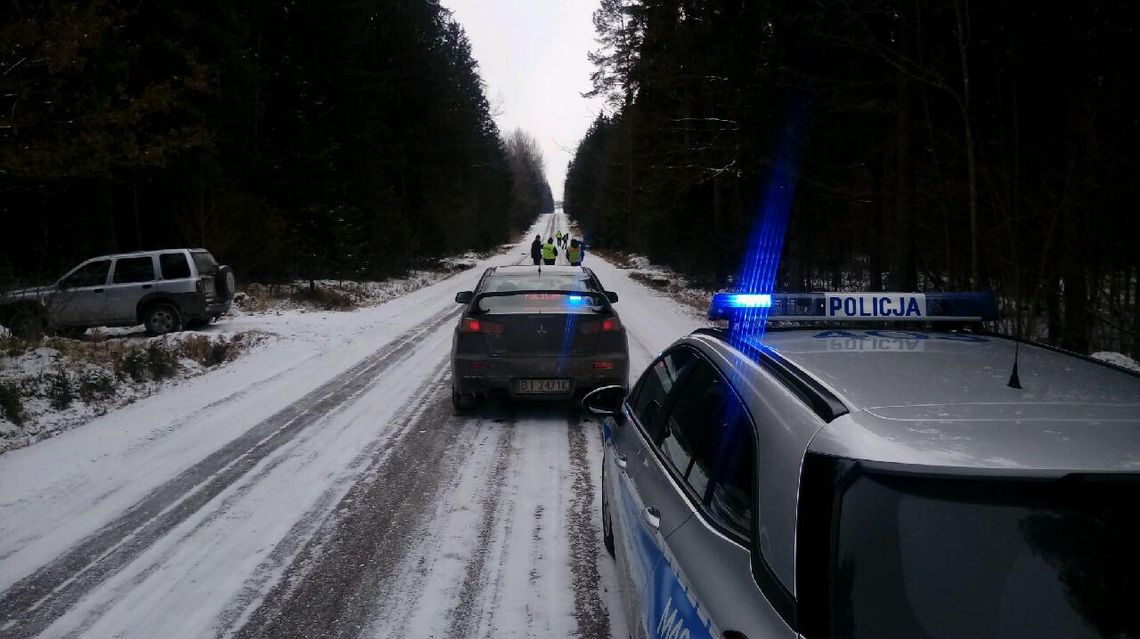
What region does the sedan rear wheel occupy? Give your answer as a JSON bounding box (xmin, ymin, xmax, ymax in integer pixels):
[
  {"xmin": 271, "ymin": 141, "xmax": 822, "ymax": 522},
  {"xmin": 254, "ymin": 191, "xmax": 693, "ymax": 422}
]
[{"xmin": 451, "ymin": 387, "xmax": 477, "ymax": 412}]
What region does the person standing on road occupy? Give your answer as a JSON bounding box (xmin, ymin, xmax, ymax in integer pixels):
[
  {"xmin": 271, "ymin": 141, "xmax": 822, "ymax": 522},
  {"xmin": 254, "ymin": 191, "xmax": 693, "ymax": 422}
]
[
  {"xmin": 567, "ymin": 238, "xmax": 583, "ymax": 266},
  {"xmin": 530, "ymin": 235, "xmax": 543, "ymax": 265},
  {"xmin": 542, "ymin": 237, "xmax": 558, "ymax": 265}
]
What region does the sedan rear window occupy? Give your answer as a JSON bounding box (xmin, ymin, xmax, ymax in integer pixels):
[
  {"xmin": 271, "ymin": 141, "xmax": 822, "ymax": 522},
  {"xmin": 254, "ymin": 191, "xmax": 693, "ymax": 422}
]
[
  {"xmin": 484, "ymin": 273, "xmax": 593, "ymax": 292},
  {"xmin": 476, "ymin": 274, "xmax": 600, "ymax": 314},
  {"xmin": 832, "ymin": 474, "xmax": 1139, "ymax": 639}
]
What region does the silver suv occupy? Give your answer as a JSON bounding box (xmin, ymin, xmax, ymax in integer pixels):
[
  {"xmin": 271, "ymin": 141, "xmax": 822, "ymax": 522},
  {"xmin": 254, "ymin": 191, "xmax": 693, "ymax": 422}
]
[
  {"xmin": 585, "ymin": 292, "xmax": 1140, "ymax": 639},
  {"xmin": 0, "ymin": 249, "xmax": 235, "ymax": 338}
]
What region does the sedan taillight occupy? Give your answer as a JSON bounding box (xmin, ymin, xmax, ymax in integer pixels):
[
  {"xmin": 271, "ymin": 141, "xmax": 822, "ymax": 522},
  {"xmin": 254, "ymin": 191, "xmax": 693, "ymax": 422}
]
[
  {"xmin": 580, "ymin": 316, "xmax": 622, "ymax": 334},
  {"xmin": 460, "ymin": 317, "xmax": 504, "ymax": 336}
]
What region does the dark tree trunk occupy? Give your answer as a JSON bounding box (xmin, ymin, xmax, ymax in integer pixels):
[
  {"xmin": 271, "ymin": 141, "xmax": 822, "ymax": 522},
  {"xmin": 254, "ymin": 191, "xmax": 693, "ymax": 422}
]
[{"xmin": 892, "ymin": 3, "xmax": 918, "ymax": 291}]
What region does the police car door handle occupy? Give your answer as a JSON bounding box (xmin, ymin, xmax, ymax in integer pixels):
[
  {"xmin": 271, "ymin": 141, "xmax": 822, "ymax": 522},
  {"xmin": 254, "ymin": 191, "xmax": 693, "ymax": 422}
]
[{"xmin": 643, "ymin": 506, "xmax": 661, "ymax": 530}]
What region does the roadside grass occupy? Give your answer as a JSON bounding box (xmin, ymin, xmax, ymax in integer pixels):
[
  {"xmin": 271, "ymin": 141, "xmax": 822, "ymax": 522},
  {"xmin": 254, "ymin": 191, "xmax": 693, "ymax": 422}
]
[
  {"xmin": 234, "ymin": 260, "xmax": 479, "ymax": 314},
  {"xmin": 0, "ymin": 332, "xmax": 265, "ymax": 453},
  {"xmin": 589, "ymin": 248, "xmax": 716, "ymax": 314}
]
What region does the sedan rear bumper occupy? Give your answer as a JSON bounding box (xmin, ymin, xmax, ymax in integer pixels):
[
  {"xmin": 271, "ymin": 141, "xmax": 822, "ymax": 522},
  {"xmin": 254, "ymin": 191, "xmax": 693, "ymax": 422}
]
[{"xmin": 453, "ymin": 353, "xmax": 628, "ymax": 399}]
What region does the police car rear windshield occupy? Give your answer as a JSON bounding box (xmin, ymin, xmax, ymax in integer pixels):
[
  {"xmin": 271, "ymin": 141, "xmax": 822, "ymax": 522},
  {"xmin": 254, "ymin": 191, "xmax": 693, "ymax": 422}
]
[
  {"xmin": 477, "ymin": 274, "xmax": 601, "ymax": 314},
  {"xmin": 833, "ymin": 473, "xmax": 1138, "ymax": 639}
]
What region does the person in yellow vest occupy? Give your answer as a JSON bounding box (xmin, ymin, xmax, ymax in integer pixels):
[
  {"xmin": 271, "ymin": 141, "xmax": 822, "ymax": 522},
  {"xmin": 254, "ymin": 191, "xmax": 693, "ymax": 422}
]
[
  {"xmin": 542, "ymin": 237, "xmax": 558, "ymax": 265},
  {"xmin": 567, "ymin": 238, "xmax": 583, "ymax": 266}
]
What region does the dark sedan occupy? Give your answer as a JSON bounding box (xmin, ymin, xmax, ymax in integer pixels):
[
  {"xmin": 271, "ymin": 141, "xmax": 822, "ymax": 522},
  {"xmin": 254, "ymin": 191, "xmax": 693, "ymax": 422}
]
[{"xmin": 450, "ymin": 265, "xmax": 629, "ymax": 410}]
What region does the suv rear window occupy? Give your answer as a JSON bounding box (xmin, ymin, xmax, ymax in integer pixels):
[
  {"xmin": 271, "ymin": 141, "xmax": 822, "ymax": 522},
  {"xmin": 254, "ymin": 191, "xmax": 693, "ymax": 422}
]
[
  {"xmin": 160, "ymin": 253, "xmax": 191, "ymax": 279},
  {"xmin": 191, "ymin": 251, "xmax": 218, "ymax": 276},
  {"xmin": 831, "ymin": 473, "xmax": 1139, "ymax": 639},
  {"xmin": 113, "ymin": 257, "xmax": 155, "ymax": 283}
]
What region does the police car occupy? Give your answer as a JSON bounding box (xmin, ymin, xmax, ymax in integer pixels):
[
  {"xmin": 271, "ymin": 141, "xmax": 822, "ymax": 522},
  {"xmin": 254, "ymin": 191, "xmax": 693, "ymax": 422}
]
[{"xmin": 582, "ymin": 292, "xmax": 1140, "ymax": 639}]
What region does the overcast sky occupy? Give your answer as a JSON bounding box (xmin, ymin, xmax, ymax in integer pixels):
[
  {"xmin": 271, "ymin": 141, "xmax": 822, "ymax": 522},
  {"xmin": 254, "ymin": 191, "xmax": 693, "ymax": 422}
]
[{"xmin": 441, "ymin": 0, "xmax": 605, "ymax": 199}]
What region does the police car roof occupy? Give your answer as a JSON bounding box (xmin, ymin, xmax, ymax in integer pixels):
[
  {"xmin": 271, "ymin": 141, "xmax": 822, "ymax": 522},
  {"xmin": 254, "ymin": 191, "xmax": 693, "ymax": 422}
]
[{"xmin": 691, "ymin": 328, "xmax": 1140, "ymax": 474}]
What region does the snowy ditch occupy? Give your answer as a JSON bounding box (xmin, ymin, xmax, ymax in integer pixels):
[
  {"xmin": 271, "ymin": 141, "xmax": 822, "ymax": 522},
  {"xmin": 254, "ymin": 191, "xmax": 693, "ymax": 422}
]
[{"xmin": 0, "ymin": 256, "xmax": 480, "ymax": 454}]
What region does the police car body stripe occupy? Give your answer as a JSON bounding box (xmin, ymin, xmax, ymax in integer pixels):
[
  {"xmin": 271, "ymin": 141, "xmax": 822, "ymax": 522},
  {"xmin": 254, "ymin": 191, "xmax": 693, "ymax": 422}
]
[{"xmin": 604, "ymin": 409, "xmax": 718, "ymax": 639}]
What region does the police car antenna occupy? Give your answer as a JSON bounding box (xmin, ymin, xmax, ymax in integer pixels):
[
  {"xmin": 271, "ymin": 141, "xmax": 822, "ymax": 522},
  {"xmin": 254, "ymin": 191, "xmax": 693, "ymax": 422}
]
[{"xmin": 1007, "ymin": 336, "xmax": 1023, "ymax": 389}]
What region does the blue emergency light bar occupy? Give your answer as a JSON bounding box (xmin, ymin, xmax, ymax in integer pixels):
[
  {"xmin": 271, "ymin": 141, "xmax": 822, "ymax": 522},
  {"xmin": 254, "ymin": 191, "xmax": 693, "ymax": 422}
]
[{"xmin": 709, "ymin": 292, "xmax": 998, "ymax": 323}]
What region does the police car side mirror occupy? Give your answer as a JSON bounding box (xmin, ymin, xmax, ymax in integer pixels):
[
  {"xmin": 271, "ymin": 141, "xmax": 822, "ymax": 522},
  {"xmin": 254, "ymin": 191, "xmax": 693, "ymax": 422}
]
[
  {"xmin": 605, "ymin": 291, "xmax": 619, "ymax": 304},
  {"xmin": 581, "ymin": 385, "xmax": 626, "ymax": 418},
  {"xmin": 455, "ymin": 291, "xmax": 474, "ymax": 304}
]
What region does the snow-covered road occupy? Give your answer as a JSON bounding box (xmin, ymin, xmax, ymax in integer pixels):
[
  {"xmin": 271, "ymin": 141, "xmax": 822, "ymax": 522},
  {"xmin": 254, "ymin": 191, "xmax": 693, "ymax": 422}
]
[{"xmin": 0, "ymin": 213, "xmax": 707, "ymax": 639}]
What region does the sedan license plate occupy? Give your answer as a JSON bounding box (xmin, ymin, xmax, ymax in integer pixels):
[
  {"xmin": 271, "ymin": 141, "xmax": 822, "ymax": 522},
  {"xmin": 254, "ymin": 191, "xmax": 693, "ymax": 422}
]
[{"xmin": 515, "ymin": 378, "xmax": 571, "ymax": 394}]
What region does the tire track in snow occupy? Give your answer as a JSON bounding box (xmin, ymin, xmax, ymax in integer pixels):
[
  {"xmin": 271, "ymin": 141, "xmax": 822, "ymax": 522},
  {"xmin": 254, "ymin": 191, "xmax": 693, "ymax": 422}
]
[
  {"xmin": 212, "ymin": 359, "xmax": 451, "ymax": 637},
  {"xmin": 566, "ymin": 411, "xmax": 612, "ymax": 639},
  {"xmin": 230, "ymin": 397, "xmax": 514, "ymax": 639},
  {"xmin": 49, "ymin": 357, "xmax": 454, "ymax": 638},
  {"xmin": 0, "ymin": 307, "xmax": 458, "ymax": 639},
  {"xmin": 444, "ymin": 420, "xmax": 518, "ymax": 639}
]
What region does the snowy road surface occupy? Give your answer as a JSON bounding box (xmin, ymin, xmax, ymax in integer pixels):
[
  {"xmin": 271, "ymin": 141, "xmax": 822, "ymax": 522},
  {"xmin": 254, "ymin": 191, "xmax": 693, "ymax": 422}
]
[{"xmin": 0, "ymin": 213, "xmax": 707, "ymax": 638}]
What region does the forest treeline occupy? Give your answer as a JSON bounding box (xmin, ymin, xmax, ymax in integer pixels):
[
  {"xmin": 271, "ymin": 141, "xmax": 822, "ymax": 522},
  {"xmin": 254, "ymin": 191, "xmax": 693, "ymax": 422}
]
[
  {"xmin": 0, "ymin": 0, "xmax": 551, "ymax": 285},
  {"xmin": 565, "ymin": 0, "xmax": 1139, "ymax": 355}
]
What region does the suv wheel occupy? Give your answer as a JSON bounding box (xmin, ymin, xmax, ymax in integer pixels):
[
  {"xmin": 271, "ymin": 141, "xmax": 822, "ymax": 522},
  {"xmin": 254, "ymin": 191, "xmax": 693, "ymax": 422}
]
[{"xmin": 143, "ymin": 303, "xmax": 182, "ymax": 336}]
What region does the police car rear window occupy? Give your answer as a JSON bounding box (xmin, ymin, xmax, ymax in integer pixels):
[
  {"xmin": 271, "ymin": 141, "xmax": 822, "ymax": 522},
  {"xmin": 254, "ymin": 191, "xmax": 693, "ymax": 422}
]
[{"xmin": 831, "ymin": 473, "xmax": 1139, "ymax": 639}]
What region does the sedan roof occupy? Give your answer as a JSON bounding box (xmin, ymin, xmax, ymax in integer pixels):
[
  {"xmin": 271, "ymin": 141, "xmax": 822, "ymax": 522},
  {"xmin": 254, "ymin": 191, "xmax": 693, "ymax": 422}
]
[{"xmin": 490, "ymin": 265, "xmax": 585, "ymax": 277}]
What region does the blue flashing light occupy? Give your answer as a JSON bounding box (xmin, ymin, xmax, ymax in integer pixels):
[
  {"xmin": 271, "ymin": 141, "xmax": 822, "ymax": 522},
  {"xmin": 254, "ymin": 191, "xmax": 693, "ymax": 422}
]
[
  {"xmin": 725, "ymin": 293, "xmax": 772, "ymax": 308},
  {"xmin": 566, "ymin": 295, "xmax": 587, "ymax": 306}
]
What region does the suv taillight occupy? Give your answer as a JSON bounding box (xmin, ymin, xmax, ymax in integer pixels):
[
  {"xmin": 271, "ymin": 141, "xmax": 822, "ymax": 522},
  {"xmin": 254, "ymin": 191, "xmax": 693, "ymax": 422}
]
[{"xmin": 196, "ymin": 279, "xmax": 205, "ymax": 294}]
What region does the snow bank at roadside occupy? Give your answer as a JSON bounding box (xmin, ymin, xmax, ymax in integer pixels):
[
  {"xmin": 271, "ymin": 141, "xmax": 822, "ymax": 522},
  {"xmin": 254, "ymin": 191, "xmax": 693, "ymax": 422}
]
[
  {"xmin": 0, "ymin": 259, "xmax": 480, "ymax": 455},
  {"xmin": 1090, "ymin": 351, "xmax": 1140, "ymax": 372},
  {"xmin": 595, "ymin": 250, "xmax": 718, "ymax": 314},
  {"xmin": 0, "ymin": 331, "xmax": 265, "ymax": 453}
]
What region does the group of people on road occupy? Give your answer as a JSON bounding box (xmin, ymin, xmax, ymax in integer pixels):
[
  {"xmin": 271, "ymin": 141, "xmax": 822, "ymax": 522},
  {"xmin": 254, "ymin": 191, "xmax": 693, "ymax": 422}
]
[{"xmin": 531, "ymin": 232, "xmax": 585, "ymax": 267}]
